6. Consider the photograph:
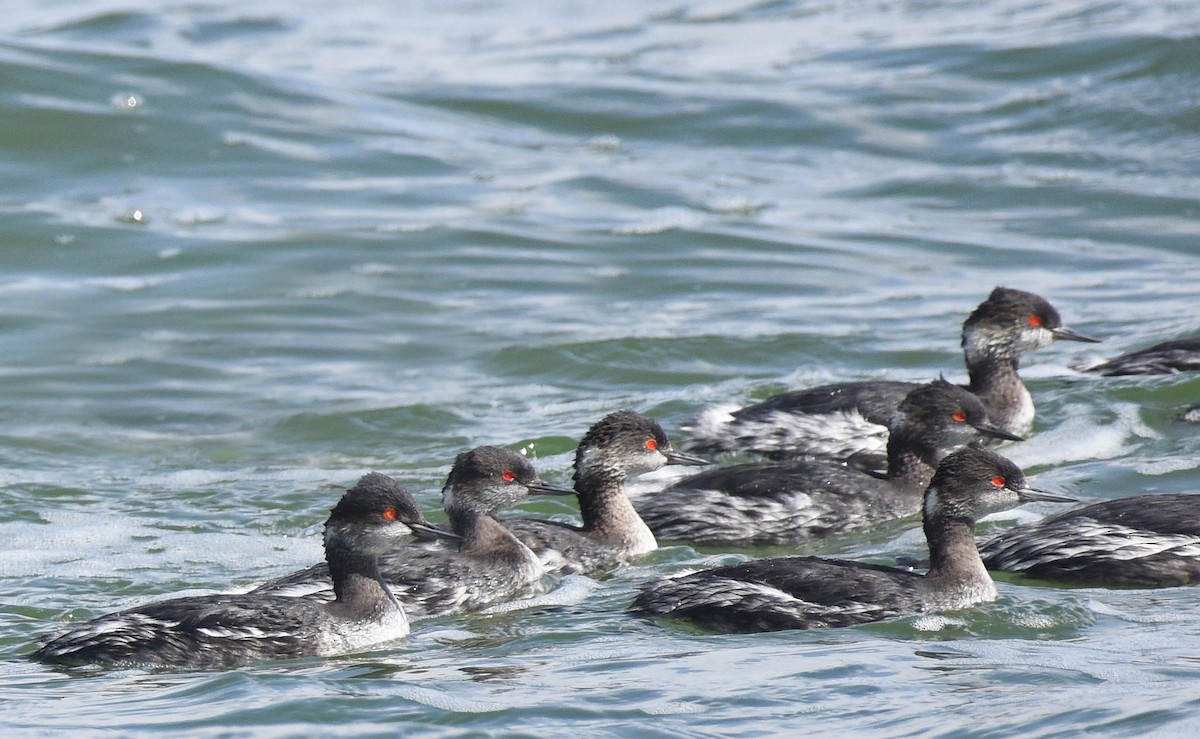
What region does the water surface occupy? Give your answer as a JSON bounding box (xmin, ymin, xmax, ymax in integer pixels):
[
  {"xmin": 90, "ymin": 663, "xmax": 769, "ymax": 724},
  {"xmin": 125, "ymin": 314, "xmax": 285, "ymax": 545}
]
[{"xmin": 2, "ymin": 0, "xmax": 1199, "ymax": 735}]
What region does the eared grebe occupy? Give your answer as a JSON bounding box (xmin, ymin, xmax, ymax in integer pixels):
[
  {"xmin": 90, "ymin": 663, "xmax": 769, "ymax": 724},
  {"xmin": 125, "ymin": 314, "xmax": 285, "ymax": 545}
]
[
  {"xmin": 251, "ymin": 446, "xmax": 574, "ymax": 618},
  {"xmin": 630, "ymin": 444, "xmax": 1076, "ymax": 633},
  {"xmin": 1078, "ymin": 337, "xmax": 1200, "ymax": 376},
  {"xmin": 980, "ymin": 493, "xmax": 1200, "ymax": 587},
  {"xmin": 684, "ymin": 287, "xmax": 1097, "ymax": 466},
  {"xmin": 635, "ymin": 379, "xmax": 1021, "ymax": 546},
  {"xmin": 503, "ymin": 410, "xmax": 708, "ymax": 575},
  {"xmin": 33, "ymin": 473, "xmax": 455, "ymax": 668}
]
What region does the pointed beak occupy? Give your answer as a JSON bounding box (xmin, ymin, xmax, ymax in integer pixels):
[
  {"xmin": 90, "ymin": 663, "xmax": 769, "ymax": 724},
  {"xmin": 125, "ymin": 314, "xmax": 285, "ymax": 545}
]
[
  {"xmin": 973, "ymin": 421, "xmax": 1025, "ymax": 442},
  {"xmin": 1016, "ymin": 485, "xmax": 1078, "ymax": 504},
  {"xmin": 526, "ymin": 479, "xmax": 577, "ymax": 496},
  {"xmin": 407, "ymin": 521, "xmax": 462, "ymax": 541},
  {"xmin": 1052, "ymin": 325, "xmax": 1101, "ymax": 344},
  {"xmin": 663, "ymin": 449, "xmax": 710, "ymax": 467}
]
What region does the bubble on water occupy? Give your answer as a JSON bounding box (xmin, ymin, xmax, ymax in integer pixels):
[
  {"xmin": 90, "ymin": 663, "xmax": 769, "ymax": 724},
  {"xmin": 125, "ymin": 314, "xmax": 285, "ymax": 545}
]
[
  {"xmin": 110, "ymin": 93, "xmax": 142, "ymax": 111},
  {"xmin": 117, "ymin": 209, "xmax": 148, "ymax": 225}
]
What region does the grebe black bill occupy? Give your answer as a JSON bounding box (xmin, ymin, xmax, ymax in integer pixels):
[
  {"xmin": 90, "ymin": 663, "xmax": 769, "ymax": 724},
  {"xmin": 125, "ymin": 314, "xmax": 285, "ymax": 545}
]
[
  {"xmin": 503, "ymin": 410, "xmax": 709, "ymax": 575},
  {"xmin": 630, "ymin": 444, "xmax": 1076, "ymax": 633},
  {"xmin": 33, "ymin": 473, "xmax": 456, "ymax": 669}
]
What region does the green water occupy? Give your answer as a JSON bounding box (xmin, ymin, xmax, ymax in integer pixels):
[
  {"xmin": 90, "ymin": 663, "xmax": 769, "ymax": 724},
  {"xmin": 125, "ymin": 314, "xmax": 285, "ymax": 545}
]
[{"xmin": 2, "ymin": 0, "xmax": 1200, "ymax": 734}]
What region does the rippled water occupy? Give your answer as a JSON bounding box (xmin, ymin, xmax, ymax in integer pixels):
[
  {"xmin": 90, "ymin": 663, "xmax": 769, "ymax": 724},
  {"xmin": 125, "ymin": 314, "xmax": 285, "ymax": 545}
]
[{"xmin": 2, "ymin": 0, "xmax": 1200, "ymax": 734}]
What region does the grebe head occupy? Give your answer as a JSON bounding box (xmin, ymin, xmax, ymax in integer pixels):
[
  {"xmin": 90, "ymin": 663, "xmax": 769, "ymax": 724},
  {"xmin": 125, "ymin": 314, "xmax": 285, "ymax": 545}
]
[
  {"xmin": 922, "ymin": 442, "xmax": 1076, "ymax": 525},
  {"xmin": 961, "ymin": 286, "xmax": 1098, "ymax": 362},
  {"xmin": 441, "ymin": 445, "xmax": 572, "ymax": 515},
  {"xmin": 325, "ymin": 472, "xmax": 457, "ymax": 554},
  {"xmin": 574, "ymin": 410, "xmax": 707, "ymax": 484}
]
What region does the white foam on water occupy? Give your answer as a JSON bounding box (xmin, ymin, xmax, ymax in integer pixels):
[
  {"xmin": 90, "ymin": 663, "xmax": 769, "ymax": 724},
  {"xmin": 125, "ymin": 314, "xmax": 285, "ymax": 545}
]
[
  {"xmin": 84, "ymin": 275, "xmax": 179, "ymax": 292},
  {"xmin": 390, "ymin": 685, "xmax": 508, "ymax": 713},
  {"xmin": 411, "ymin": 628, "xmax": 482, "ymax": 644},
  {"xmin": 1134, "ymin": 457, "xmax": 1200, "ymax": 476},
  {"xmin": 1005, "ymin": 402, "xmax": 1156, "ymax": 470},
  {"xmin": 910, "ymin": 614, "xmax": 967, "ymax": 631},
  {"xmin": 612, "ymin": 207, "xmax": 706, "ymax": 236},
  {"xmin": 1, "ymin": 509, "xmax": 319, "ymax": 590}
]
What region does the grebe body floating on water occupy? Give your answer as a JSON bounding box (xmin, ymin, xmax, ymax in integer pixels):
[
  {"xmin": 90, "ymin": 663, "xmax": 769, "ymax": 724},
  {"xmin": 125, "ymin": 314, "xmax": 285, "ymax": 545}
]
[
  {"xmin": 637, "ymin": 379, "xmax": 1021, "ymax": 546},
  {"xmin": 1078, "ymin": 337, "xmax": 1200, "ymax": 376},
  {"xmin": 251, "ymin": 446, "xmax": 574, "ymax": 618},
  {"xmin": 34, "ymin": 473, "xmax": 453, "ymax": 668},
  {"xmin": 630, "ymin": 444, "xmax": 1075, "ymax": 633},
  {"xmin": 980, "ymin": 493, "xmax": 1200, "ymax": 587},
  {"xmin": 503, "ymin": 410, "xmax": 707, "ymax": 575},
  {"xmin": 684, "ymin": 287, "xmax": 1097, "ymax": 467}
]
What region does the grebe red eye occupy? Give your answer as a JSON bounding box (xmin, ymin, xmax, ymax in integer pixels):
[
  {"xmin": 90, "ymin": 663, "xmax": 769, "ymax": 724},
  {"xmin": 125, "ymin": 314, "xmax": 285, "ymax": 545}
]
[
  {"xmin": 645, "ymin": 438, "xmax": 658, "ymax": 451},
  {"xmin": 1028, "ymin": 315, "xmax": 1043, "ymax": 327},
  {"xmin": 991, "ymin": 476, "xmax": 1005, "ymax": 487},
  {"xmin": 502, "ymin": 470, "xmax": 516, "ymax": 482},
  {"xmin": 952, "ymin": 411, "xmax": 967, "ymax": 423},
  {"xmin": 382, "ymin": 508, "xmax": 398, "ymax": 521}
]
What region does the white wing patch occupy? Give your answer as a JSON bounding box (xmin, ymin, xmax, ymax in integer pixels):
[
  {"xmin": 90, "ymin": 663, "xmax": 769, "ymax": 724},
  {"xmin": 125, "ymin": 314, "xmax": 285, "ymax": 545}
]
[
  {"xmin": 56, "ymin": 613, "xmax": 178, "ymax": 644},
  {"xmin": 258, "ymin": 581, "xmax": 335, "ymax": 601},
  {"xmin": 687, "ymin": 403, "xmax": 888, "ymax": 460},
  {"xmin": 196, "ymin": 625, "xmax": 292, "ymax": 640},
  {"xmin": 984, "ymin": 519, "xmax": 1200, "ymax": 569},
  {"xmin": 639, "ymin": 485, "xmax": 836, "ymax": 544},
  {"xmin": 670, "ymin": 577, "xmax": 893, "ymax": 625}
]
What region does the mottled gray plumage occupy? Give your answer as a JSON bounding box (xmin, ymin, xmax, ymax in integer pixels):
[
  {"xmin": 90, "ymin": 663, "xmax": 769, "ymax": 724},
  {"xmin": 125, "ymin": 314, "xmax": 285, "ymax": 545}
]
[
  {"xmin": 34, "ymin": 473, "xmax": 438, "ymax": 668},
  {"xmin": 504, "ymin": 410, "xmax": 707, "ymax": 575},
  {"xmin": 630, "ymin": 444, "xmax": 1075, "ymax": 633},
  {"xmin": 685, "ymin": 287, "xmax": 1097, "ymax": 464},
  {"xmin": 980, "ymin": 493, "xmax": 1200, "ymax": 587},
  {"xmin": 637, "ymin": 379, "xmax": 1018, "ymax": 545},
  {"xmin": 1078, "ymin": 337, "xmax": 1200, "ymax": 376},
  {"xmin": 252, "ymin": 446, "xmax": 573, "ymax": 617}
]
